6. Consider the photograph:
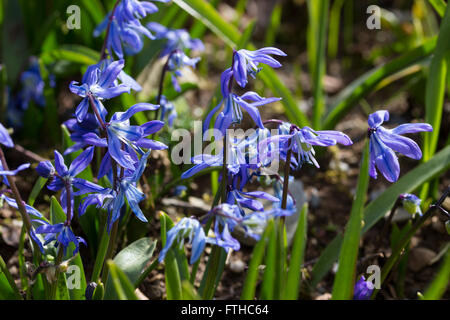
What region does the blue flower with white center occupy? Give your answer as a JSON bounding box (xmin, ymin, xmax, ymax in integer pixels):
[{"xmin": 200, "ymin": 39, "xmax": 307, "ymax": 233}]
[
  {"xmin": 260, "ymin": 122, "xmax": 353, "ymax": 170},
  {"xmin": 0, "ymin": 123, "xmax": 13, "ymax": 148},
  {"xmin": 221, "ymin": 47, "xmax": 286, "ymax": 95},
  {"xmin": 36, "ymin": 147, "xmax": 104, "ymax": 217},
  {"xmin": 368, "ymin": 110, "xmax": 433, "ymax": 182},
  {"xmin": 267, "ymin": 177, "xmax": 297, "ymax": 217},
  {"xmin": 158, "ymin": 217, "xmax": 208, "ymax": 264},
  {"xmin": 399, "ymin": 193, "xmax": 422, "ymax": 217},
  {"xmin": 159, "ymin": 95, "xmax": 177, "ymax": 127},
  {"xmin": 353, "ymin": 275, "xmax": 374, "ymax": 300},
  {"xmin": 81, "ymin": 103, "xmax": 167, "ymax": 171},
  {"xmin": 94, "ymin": 0, "xmax": 169, "ymax": 58},
  {"xmin": 33, "ymin": 219, "xmax": 86, "ymax": 256},
  {"xmin": 147, "ymin": 22, "xmax": 204, "ymax": 57},
  {"xmin": 69, "ymin": 60, "xmax": 131, "ymax": 122},
  {"xmin": 204, "ymin": 91, "xmax": 281, "ymax": 135}
]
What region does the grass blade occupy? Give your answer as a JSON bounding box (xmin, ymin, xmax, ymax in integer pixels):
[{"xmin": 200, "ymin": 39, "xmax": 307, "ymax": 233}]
[
  {"xmin": 423, "ymin": 247, "xmax": 450, "ymax": 299},
  {"xmin": 311, "ymin": 144, "xmax": 450, "ymax": 287},
  {"xmin": 241, "ymin": 220, "xmax": 274, "ymax": 300},
  {"xmin": 331, "ymin": 141, "xmax": 370, "ymax": 300},
  {"xmin": 284, "ymin": 203, "xmax": 308, "ymax": 300}
]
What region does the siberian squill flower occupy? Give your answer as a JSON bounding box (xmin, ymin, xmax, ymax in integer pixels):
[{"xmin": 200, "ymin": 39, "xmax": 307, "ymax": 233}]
[
  {"xmin": 204, "ymin": 91, "xmax": 281, "ymax": 135},
  {"xmin": 36, "ymin": 148, "xmax": 104, "ymax": 216},
  {"xmin": 260, "ymin": 122, "xmax": 353, "ymax": 170},
  {"xmin": 0, "ymin": 123, "xmax": 13, "ymax": 148},
  {"xmin": 69, "ymin": 60, "xmax": 130, "ymax": 122},
  {"xmin": 159, "ymin": 95, "xmax": 177, "ymax": 127},
  {"xmin": 94, "ymin": 0, "xmax": 169, "ymax": 58},
  {"xmin": 81, "ymin": 152, "xmax": 152, "ymax": 231},
  {"xmin": 63, "ymin": 114, "xmax": 100, "ymax": 155},
  {"xmin": 34, "ymin": 219, "xmax": 86, "ymax": 256},
  {"xmin": 0, "ymin": 123, "xmax": 30, "ymax": 185},
  {"xmin": 399, "ymin": 193, "xmax": 422, "ymax": 217},
  {"xmin": 18, "ymin": 57, "xmax": 46, "ymax": 110},
  {"xmin": 221, "ymin": 47, "xmax": 287, "ymax": 94},
  {"xmin": 353, "ymin": 275, "xmax": 374, "ymax": 300},
  {"xmin": 158, "ymin": 217, "xmax": 208, "ymax": 264},
  {"xmin": 81, "ymin": 103, "xmax": 167, "ymax": 170},
  {"xmin": 368, "ymin": 110, "xmax": 433, "ymax": 182},
  {"xmin": 147, "ymin": 22, "xmax": 204, "ymax": 57},
  {"xmin": 207, "ymin": 204, "xmax": 243, "ymax": 251}
]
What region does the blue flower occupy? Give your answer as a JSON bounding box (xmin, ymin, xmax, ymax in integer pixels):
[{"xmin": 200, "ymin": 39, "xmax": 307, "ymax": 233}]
[
  {"xmin": 0, "ymin": 123, "xmax": 13, "ymax": 147},
  {"xmin": 221, "ymin": 47, "xmax": 286, "ymax": 95},
  {"xmin": 36, "ymin": 148, "xmax": 104, "ymax": 217},
  {"xmin": 204, "ymin": 91, "xmax": 281, "ymax": 135},
  {"xmin": 167, "ymin": 51, "xmax": 201, "ymax": 92},
  {"xmin": 18, "ymin": 57, "xmax": 45, "ymax": 110},
  {"xmin": 82, "ymin": 103, "xmax": 167, "ymax": 171},
  {"xmin": 34, "ymin": 220, "xmax": 86, "ymax": 256},
  {"xmin": 158, "ymin": 217, "xmax": 208, "ymax": 264},
  {"xmin": 353, "ymin": 275, "xmax": 374, "ymax": 300},
  {"xmin": 0, "ymin": 194, "xmax": 43, "ymax": 219},
  {"xmin": 94, "ymin": 0, "xmax": 169, "ymax": 58},
  {"xmin": 159, "ymin": 95, "xmax": 177, "ymax": 127},
  {"xmin": 207, "ymin": 204, "xmax": 244, "ymax": 251},
  {"xmin": 399, "ymin": 193, "xmax": 422, "ymax": 217},
  {"xmin": 260, "ymin": 123, "xmax": 353, "ymax": 170},
  {"xmin": 63, "ymin": 114, "xmax": 100, "ymax": 155},
  {"xmin": 69, "ymin": 60, "xmax": 131, "ymax": 122},
  {"xmin": 0, "ymin": 163, "xmax": 30, "ymax": 186},
  {"xmin": 368, "ymin": 110, "xmax": 433, "ymax": 182},
  {"xmin": 147, "ymin": 22, "xmax": 204, "ymax": 57}
]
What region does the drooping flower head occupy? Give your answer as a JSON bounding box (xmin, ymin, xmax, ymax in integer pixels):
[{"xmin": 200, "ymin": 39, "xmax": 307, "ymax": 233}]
[
  {"xmin": 18, "ymin": 57, "xmax": 46, "ymax": 110},
  {"xmin": 353, "ymin": 275, "xmax": 374, "ymax": 300},
  {"xmin": 36, "ymin": 148, "xmax": 104, "ymax": 217},
  {"xmin": 158, "ymin": 217, "xmax": 208, "ymax": 264},
  {"xmin": 0, "ymin": 123, "xmax": 14, "ymax": 148},
  {"xmin": 69, "ymin": 60, "xmax": 131, "ymax": 123},
  {"xmin": 147, "ymin": 22, "xmax": 204, "ymax": 57},
  {"xmin": 159, "ymin": 95, "xmax": 177, "ymax": 127},
  {"xmin": 368, "ymin": 110, "xmax": 432, "ymax": 182},
  {"xmin": 81, "ymin": 104, "xmax": 167, "ymax": 171},
  {"xmin": 260, "ymin": 122, "xmax": 353, "ymax": 170},
  {"xmin": 221, "ymin": 47, "xmax": 287, "ymax": 95},
  {"xmin": 34, "ymin": 219, "xmax": 86, "ymax": 256},
  {"xmin": 94, "ymin": 0, "xmax": 169, "ymax": 58}
]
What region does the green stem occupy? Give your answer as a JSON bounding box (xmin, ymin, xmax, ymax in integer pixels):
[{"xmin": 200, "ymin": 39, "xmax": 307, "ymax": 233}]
[{"xmin": 101, "ymin": 220, "xmax": 119, "ymax": 283}]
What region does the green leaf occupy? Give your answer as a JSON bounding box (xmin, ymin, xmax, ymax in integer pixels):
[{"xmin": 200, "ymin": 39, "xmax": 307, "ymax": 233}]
[
  {"xmin": 160, "ymin": 212, "xmax": 182, "ymax": 300},
  {"xmin": 423, "ymin": 4, "xmax": 450, "ymax": 161},
  {"xmin": 332, "ymin": 141, "xmax": 370, "ymax": 300},
  {"xmin": 104, "ymin": 238, "xmax": 157, "ymax": 299},
  {"xmin": 284, "ymin": 203, "xmax": 308, "ymax": 300},
  {"xmin": 323, "ymin": 38, "xmax": 436, "ymax": 130},
  {"xmin": 260, "ymin": 219, "xmax": 278, "ymax": 299},
  {"xmin": 423, "ymin": 247, "xmax": 450, "ymax": 299},
  {"xmin": 428, "ymin": 0, "xmax": 446, "ymax": 17},
  {"xmin": 28, "ymin": 177, "xmax": 48, "ymax": 207},
  {"xmin": 311, "ymin": 144, "xmax": 450, "ymax": 287},
  {"xmin": 81, "ymin": 0, "xmax": 105, "ymax": 25},
  {"xmin": 40, "ymin": 45, "xmax": 100, "ymax": 66},
  {"xmin": 181, "ymin": 280, "xmax": 202, "ymax": 300},
  {"xmin": 308, "ymin": 0, "xmax": 329, "ymax": 128},
  {"xmin": 106, "ymin": 260, "xmax": 138, "ymax": 300},
  {"xmin": 50, "ymin": 196, "xmax": 66, "ymax": 224},
  {"xmin": 172, "ymin": 0, "xmax": 309, "ymax": 127},
  {"xmin": 241, "ymin": 220, "xmax": 274, "ymax": 300}
]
